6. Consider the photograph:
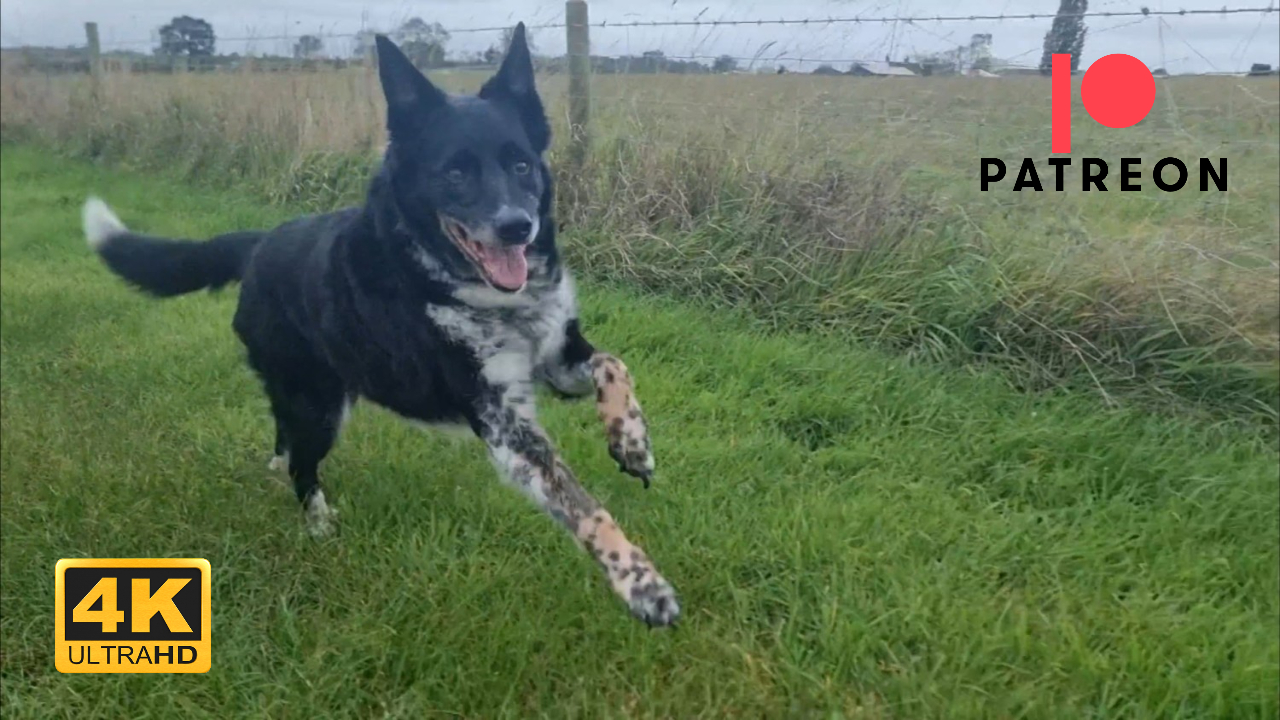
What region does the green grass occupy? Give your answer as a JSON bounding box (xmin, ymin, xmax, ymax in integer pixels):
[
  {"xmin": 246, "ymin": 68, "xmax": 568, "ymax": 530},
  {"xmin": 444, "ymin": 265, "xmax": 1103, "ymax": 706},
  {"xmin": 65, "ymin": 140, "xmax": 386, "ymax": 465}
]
[{"xmin": 1, "ymin": 146, "xmax": 1277, "ymax": 718}]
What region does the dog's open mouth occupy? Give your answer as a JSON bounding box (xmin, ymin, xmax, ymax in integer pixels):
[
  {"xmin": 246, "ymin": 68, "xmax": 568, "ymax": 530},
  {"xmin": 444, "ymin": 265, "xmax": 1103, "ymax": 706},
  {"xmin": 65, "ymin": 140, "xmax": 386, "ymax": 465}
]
[{"xmin": 441, "ymin": 217, "xmax": 529, "ymax": 292}]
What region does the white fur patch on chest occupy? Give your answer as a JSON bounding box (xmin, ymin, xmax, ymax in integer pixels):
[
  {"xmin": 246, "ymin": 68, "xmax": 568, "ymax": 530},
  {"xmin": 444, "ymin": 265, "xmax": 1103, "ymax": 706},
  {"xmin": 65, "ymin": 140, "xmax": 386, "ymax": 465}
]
[
  {"xmin": 426, "ymin": 274, "xmax": 579, "ymax": 392},
  {"xmin": 530, "ymin": 274, "xmax": 578, "ymax": 367},
  {"xmin": 428, "ymin": 304, "xmax": 529, "ymax": 382}
]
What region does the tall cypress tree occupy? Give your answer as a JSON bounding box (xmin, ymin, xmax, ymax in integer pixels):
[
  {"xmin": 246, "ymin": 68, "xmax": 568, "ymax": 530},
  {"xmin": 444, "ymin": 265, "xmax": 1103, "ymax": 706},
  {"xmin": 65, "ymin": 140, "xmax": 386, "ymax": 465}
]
[{"xmin": 1039, "ymin": 0, "xmax": 1089, "ymax": 75}]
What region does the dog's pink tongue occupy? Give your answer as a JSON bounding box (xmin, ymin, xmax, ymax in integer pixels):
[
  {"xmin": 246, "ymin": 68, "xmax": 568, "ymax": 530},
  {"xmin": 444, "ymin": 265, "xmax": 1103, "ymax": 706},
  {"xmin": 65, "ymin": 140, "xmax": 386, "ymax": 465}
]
[{"xmin": 478, "ymin": 245, "xmax": 528, "ymax": 290}]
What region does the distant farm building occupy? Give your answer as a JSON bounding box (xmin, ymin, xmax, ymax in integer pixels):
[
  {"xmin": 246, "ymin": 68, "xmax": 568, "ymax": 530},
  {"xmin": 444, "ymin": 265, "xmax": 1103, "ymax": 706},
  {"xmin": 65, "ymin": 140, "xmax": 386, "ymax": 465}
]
[{"xmin": 848, "ymin": 62, "xmax": 917, "ymax": 77}]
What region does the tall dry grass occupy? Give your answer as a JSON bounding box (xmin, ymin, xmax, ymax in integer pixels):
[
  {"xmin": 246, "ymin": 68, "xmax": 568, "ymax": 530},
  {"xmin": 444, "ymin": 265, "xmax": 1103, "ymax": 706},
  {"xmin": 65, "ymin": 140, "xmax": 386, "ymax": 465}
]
[{"xmin": 2, "ymin": 64, "xmax": 1276, "ymax": 423}]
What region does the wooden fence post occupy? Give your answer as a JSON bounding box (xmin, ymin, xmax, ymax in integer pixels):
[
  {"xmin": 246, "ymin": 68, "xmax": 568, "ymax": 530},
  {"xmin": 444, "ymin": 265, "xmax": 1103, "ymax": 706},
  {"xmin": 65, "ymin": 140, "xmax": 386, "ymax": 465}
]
[
  {"xmin": 565, "ymin": 0, "xmax": 591, "ymax": 168},
  {"xmin": 364, "ymin": 40, "xmax": 377, "ymax": 102},
  {"xmin": 84, "ymin": 22, "xmax": 103, "ymax": 102}
]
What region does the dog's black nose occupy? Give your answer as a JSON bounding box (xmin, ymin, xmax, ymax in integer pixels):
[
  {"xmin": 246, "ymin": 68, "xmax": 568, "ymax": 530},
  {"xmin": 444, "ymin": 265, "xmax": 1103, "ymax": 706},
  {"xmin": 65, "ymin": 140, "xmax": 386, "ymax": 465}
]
[{"xmin": 496, "ymin": 217, "xmax": 534, "ymax": 245}]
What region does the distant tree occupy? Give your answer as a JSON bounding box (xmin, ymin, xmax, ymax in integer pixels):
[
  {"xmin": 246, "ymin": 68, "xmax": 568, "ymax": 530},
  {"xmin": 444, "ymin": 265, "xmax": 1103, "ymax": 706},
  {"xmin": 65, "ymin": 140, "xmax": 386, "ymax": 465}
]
[
  {"xmin": 640, "ymin": 49, "xmax": 667, "ymax": 73},
  {"xmin": 586, "ymin": 52, "xmax": 711, "ymax": 75},
  {"xmin": 393, "ymin": 17, "xmax": 450, "ymax": 68},
  {"xmin": 969, "ymin": 33, "xmax": 993, "ymax": 71},
  {"xmin": 712, "ymin": 54, "xmax": 738, "ymax": 73},
  {"xmin": 352, "ymin": 30, "xmax": 377, "ymax": 59},
  {"xmin": 293, "ymin": 35, "xmax": 323, "ymax": 59},
  {"xmin": 1039, "ymin": 0, "xmax": 1088, "ymax": 75},
  {"xmin": 157, "ymin": 15, "xmax": 216, "ymax": 57},
  {"xmin": 812, "ymin": 64, "xmax": 843, "ymax": 76}
]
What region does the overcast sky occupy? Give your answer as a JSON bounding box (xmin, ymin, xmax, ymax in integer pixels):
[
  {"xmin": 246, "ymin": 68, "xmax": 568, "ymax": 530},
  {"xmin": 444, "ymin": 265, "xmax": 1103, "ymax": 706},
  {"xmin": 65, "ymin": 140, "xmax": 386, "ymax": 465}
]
[{"xmin": 2, "ymin": 1, "xmax": 1277, "ymax": 73}]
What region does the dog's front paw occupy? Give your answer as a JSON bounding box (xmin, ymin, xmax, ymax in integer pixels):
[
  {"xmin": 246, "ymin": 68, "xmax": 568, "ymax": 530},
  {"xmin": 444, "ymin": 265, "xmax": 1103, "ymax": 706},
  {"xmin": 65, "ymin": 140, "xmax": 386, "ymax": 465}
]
[
  {"xmin": 606, "ymin": 549, "xmax": 680, "ymax": 627},
  {"xmin": 606, "ymin": 412, "xmax": 655, "ymax": 486},
  {"xmin": 627, "ymin": 574, "xmax": 681, "ymax": 627},
  {"xmin": 591, "ymin": 354, "xmax": 656, "ymax": 486}
]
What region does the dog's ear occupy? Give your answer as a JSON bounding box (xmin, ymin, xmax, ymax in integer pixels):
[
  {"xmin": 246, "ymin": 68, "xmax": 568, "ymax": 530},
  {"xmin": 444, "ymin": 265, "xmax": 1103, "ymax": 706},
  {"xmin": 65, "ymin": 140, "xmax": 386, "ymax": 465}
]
[
  {"xmin": 479, "ymin": 23, "xmax": 550, "ymax": 153},
  {"xmin": 375, "ymin": 34, "xmax": 447, "ymax": 135}
]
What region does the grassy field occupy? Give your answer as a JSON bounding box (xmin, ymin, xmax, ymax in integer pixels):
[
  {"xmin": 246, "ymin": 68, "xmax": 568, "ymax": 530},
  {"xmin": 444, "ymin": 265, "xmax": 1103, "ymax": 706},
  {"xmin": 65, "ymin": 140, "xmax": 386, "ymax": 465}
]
[
  {"xmin": 1, "ymin": 146, "xmax": 1278, "ymax": 717},
  {"xmin": 1, "ymin": 66, "xmax": 1276, "ymax": 425}
]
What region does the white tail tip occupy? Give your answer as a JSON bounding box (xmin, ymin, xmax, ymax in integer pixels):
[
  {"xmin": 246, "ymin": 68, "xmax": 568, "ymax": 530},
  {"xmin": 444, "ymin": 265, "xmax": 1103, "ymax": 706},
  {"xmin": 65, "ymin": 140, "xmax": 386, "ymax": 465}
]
[{"xmin": 82, "ymin": 196, "xmax": 126, "ymax": 250}]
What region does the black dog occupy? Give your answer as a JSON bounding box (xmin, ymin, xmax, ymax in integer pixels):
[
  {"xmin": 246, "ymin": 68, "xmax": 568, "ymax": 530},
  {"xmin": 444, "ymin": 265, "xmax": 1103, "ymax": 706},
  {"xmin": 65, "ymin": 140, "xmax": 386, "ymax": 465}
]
[{"xmin": 81, "ymin": 26, "xmax": 679, "ymax": 626}]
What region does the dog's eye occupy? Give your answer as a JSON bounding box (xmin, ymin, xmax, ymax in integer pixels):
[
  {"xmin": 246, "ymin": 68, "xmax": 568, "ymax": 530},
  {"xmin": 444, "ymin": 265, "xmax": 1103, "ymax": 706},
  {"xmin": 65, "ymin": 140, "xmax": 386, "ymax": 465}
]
[{"xmin": 512, "ymin": 161, "xmax": 531, "ymax": 176}]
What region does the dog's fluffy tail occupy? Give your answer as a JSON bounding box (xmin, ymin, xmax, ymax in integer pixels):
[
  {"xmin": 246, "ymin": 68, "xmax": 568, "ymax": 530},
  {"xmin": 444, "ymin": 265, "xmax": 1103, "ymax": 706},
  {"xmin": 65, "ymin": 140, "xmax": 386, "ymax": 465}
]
[{"xmin": 83, "ymin": 197, "xmax": 266, "ymax": 298}]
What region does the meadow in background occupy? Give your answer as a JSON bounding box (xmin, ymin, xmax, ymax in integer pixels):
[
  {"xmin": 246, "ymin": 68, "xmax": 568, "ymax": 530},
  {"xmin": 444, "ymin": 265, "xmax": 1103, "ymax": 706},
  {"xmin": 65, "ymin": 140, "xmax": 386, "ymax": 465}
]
[{"xmin": 1, "ymin": 60, "xmax": 1276, "ymax": 427}]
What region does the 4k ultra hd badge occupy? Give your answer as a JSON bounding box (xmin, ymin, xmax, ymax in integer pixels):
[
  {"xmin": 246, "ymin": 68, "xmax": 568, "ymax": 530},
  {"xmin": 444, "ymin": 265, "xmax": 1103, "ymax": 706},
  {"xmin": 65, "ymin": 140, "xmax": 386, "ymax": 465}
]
[{"xmin": 55, "ymin": 558, "xmax": 211, "ymax": 673}]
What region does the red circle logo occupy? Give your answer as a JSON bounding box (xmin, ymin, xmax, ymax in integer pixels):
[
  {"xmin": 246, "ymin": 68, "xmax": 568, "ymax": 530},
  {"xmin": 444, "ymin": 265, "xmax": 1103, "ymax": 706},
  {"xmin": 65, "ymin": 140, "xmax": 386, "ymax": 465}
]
[{"xmin": 1080, "ymin": 54, "xmax": 1156, "ymax": 129}]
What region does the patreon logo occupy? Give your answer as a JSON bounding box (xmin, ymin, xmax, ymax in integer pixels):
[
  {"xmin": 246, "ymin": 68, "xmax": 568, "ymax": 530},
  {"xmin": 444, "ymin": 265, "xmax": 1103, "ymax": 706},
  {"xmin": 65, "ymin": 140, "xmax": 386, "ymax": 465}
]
[{"xmin": 981, "ymin": 53, "xmax": 1228, "ymax": 192}]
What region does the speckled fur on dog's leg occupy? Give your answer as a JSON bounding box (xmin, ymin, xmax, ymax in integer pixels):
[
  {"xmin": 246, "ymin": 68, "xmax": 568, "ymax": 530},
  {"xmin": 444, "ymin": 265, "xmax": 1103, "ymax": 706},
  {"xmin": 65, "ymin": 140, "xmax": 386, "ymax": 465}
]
[
  {"xmin": 574, "ymin": 505, "xmax": 680, "ymax": 626},
  {"xmin": 590, "ymin": 353, "xmax": 655, "ymax": 486},
  {"xmin": 478, "ymin": 389, "xmax": 679, "ymax": 626}
]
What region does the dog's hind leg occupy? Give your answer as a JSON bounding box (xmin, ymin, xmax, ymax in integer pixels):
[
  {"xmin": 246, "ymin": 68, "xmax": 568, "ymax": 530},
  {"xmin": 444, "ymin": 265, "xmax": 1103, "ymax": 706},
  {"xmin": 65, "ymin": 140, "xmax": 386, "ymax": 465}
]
[
  {"xmin": 470, "ymin": 385, "xmax": 679, "ymax": 626},
  {"xmin": 268, "ymin": 421, "xmax": 289, "ymax": 473},
  {"xmin": 264, "ymin": 373, "xmax": 348, "ymax": 538}
]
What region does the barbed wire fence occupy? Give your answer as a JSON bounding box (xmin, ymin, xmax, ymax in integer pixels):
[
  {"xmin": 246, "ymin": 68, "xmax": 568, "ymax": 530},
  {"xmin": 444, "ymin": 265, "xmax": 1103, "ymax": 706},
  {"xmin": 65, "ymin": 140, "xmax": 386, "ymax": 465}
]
[
  {"xmin": 2, "ymin": 2, "xmax": 1277, "ymax": 171},
  {"xmin": 76, "ymin": 5, "xmax": 1279, "ymax": 50},
  {"xmin": 9, "ymin": 4, "xmax": 1272, "ymax": 64},
  {"xmin": 61, "ymin": 4, "xmax": 1280, "ymax": 77}
]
